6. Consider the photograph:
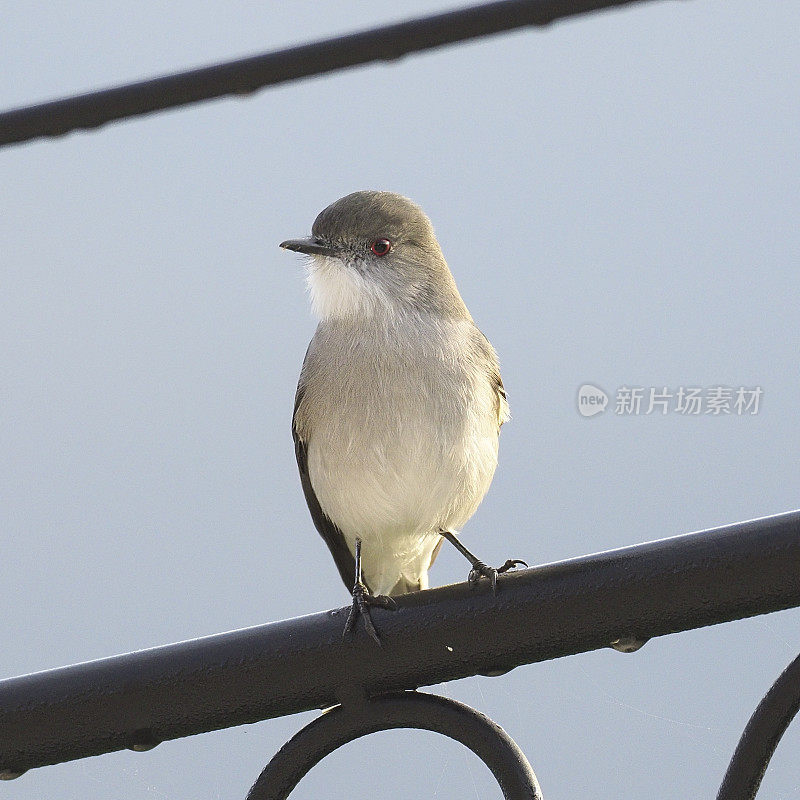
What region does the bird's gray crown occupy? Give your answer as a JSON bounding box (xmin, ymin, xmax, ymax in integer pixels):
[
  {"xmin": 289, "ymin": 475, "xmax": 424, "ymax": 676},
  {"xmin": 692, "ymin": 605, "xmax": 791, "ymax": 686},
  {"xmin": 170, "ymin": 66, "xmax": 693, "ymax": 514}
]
[{"xmin": 311, "ymin": 190, "xmax": 437, "ymax": 251}]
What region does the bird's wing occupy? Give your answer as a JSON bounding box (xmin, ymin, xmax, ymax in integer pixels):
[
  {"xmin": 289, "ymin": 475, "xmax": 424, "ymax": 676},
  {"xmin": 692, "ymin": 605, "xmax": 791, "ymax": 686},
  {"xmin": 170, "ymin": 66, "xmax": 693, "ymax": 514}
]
[
  {"xmin": 292, "ymin": 381, "xmax": 361, "ymax": 593},
  {"xmin": 474, "ymin": 327, "xmax": 510, "ymax": 428},
  {"xmin": 491, "ymin": 367, "xmax": 511, "ymax": 428}
]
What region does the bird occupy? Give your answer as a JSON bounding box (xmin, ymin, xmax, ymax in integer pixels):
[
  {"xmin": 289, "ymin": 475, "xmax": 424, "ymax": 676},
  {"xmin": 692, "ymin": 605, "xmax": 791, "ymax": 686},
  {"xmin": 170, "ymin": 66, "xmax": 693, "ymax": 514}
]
[{"xmin": 281, "ymin": 191, "xmax": 525, "ymax": 642}]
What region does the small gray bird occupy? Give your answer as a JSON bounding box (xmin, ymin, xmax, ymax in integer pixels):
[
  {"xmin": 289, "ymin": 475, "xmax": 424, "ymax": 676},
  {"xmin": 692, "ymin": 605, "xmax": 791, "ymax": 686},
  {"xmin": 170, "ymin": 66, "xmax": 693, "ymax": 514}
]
[{"xmin": 281, "ymin": 191, "xmax": 525, "ymax": 641}]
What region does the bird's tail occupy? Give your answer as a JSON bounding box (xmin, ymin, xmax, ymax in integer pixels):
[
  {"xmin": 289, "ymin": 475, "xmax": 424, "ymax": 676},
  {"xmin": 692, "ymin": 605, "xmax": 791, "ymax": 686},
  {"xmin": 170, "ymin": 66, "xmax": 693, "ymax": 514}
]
[{"xmin": 388, "ymin": 573, "xmax": 426, "ymax": 596}]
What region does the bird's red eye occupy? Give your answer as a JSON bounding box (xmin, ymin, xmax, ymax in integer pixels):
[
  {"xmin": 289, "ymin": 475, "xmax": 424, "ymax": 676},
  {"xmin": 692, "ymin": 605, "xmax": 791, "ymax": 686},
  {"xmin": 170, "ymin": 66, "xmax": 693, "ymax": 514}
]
[{"xmin": 370, "ymin": 238, "xmax": 391, "ymax": 256}]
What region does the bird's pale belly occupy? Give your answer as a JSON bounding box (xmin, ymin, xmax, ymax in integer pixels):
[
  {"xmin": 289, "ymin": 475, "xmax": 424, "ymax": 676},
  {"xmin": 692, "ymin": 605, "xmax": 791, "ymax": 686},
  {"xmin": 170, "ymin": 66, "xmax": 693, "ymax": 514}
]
[{"xmin": 306, "ymin": 403, "xmax": 499, "ymax": 595}]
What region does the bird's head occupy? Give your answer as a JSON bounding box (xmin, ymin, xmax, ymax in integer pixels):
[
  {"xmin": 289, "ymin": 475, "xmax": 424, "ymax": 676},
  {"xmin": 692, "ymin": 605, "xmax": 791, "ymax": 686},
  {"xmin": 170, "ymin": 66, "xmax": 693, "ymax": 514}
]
[{"xmin": 280, "ymin": 191, "xmax": 466, "ymax": 321}]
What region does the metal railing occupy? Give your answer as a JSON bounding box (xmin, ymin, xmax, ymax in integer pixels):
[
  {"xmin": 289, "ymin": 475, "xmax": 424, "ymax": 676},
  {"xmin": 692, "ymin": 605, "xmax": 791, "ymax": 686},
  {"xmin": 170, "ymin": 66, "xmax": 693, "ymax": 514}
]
[
  {"xmin": 0, "ymin": 0, "xmax": 666, "ymax": 148},
  {"xmin": 1, "ymin": 511, "xmax": 799, "ymax": 797}
]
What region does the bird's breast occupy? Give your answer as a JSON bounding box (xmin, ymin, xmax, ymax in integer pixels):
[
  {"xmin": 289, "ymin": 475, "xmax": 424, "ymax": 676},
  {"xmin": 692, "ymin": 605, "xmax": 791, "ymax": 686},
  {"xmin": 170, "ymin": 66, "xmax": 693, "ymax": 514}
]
[{"xmin": 295, "ymin": 316, "xmax": 500, "ymax": 542}]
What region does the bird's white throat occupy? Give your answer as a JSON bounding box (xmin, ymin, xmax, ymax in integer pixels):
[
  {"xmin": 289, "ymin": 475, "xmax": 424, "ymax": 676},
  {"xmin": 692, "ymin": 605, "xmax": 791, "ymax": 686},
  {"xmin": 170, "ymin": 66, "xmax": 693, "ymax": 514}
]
[{"xmin": 306, "ymin": 255, "xmax": 397, "ymax": 321}]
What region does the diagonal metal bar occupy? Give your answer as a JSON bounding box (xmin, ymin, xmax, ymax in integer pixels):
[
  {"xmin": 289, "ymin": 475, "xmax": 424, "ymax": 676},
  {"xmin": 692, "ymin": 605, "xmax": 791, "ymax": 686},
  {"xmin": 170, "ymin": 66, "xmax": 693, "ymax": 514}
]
[
  {"xmin": 0, "ymin": 0, "xmax": 665, "ymax": 148},
  {"xmin": 1, "ymin": 509, "xmax": 799, "ymax": 777}
]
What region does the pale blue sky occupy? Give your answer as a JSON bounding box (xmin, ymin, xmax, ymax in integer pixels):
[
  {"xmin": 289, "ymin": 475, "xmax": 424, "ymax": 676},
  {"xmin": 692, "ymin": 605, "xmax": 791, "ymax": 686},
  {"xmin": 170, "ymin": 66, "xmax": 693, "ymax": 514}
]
[{"xmin": 2, "ymin": 2, "xmax": 799, "ymax": 798}]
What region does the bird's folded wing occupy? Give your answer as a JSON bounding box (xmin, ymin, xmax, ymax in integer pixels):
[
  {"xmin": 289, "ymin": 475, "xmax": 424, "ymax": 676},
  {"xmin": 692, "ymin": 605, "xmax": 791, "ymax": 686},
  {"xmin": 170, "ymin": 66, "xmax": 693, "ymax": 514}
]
[
  {"xmin": 292, "ymin": 383, "xmax": 360, "ymax": 593},
  {"xmin": 492, "ymin": 369, "xmax": 510, "ymax": 428},
  {"xmin": 474, "ymin": 327, "xmax": 510, "ymax": 428}
]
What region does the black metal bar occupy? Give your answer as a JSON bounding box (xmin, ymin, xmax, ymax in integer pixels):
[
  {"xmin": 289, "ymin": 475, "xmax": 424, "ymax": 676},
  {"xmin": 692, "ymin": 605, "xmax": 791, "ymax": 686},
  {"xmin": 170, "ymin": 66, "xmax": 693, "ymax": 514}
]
[
  {"xmin": 1, "ymin": 510, "xmax": 799, "ymax": 776},
  {"xmin": 0, "ymin": 0, "xmax": 663, "ymax": 148},
  {"xmin": 246, "ymin": 691, "xmax": 542, "ymax": 800},
  {"xmin": 717, "ymin": 651, "xmax": 800, "ymax": 800}
]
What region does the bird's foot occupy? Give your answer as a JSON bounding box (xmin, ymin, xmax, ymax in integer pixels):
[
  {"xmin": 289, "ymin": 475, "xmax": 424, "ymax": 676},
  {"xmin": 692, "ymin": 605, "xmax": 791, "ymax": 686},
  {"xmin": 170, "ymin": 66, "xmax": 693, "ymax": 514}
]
[
  {"xmin": 468, "ymin": 558, "xmax": 528, "ymax": 594},
  {"xmin": 343, "ymin": 581, "xmax": 397, "ymax": 645},
  {"xmin": 438, "ymin": 531, "xmax": 528, "ymax": 595}
]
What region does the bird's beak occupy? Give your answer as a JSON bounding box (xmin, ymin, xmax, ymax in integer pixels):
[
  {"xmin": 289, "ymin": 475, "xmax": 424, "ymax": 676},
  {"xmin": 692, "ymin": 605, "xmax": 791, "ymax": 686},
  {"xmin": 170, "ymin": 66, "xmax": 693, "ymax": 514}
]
[{"xmin": 279, "ymin": 237, "xmax": 337, "ymax": 257}]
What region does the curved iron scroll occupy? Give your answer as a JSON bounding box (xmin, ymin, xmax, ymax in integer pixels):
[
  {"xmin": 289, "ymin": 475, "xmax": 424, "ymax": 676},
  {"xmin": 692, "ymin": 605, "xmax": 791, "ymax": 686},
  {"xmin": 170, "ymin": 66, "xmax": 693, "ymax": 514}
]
[
  {"xmin": 246, "ymin": 690, "xmax": 542, "ymax": 800},
  {"xmin": 717, "ymin": 651, "xmax": 800, "ymax": 800}
]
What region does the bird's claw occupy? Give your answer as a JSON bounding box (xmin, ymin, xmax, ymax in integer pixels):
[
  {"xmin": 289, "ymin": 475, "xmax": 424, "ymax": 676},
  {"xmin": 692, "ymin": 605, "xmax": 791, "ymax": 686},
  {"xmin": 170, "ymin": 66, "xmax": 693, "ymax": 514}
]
[
  {"xmin": 498, "ymin": 558, "xmax": 528, "ymax": 573},
  {"xmin": 343, "ymin": 582, "xmax": 397, "ymax": 645},
  {"xmin": 468, "ymin": 558, "xmax": 528, "ymax": 594}
]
